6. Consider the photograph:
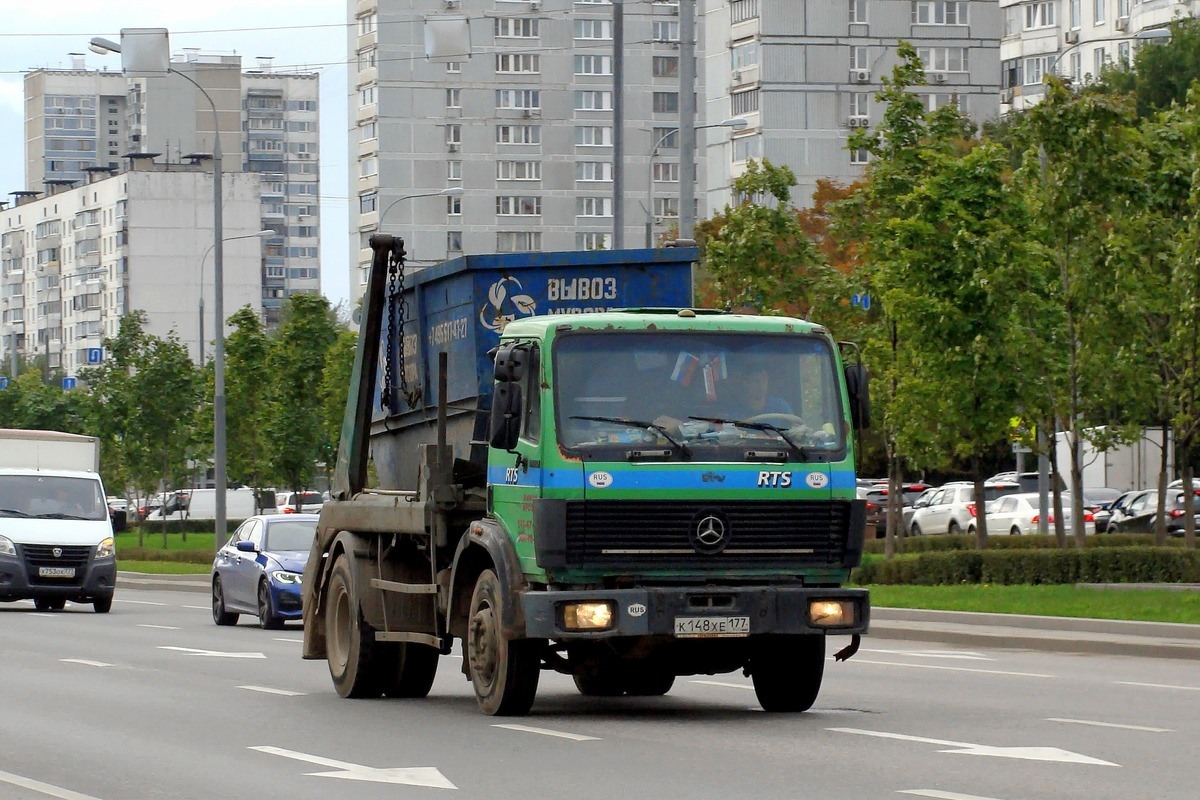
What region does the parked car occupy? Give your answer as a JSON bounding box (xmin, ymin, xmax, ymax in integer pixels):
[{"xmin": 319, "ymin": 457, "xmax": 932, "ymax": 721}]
[
  {"xmin": 988, "ymin": 492, "xmax": 1095, "ymax": 536},
  {"xmin": 1103, "ymin": 489, "xmax": 1151, "ymax": 533},
  {"xmin": 275, "ymin": 490, "xmax": 324, "ymax": 514},
  {"xmin": 211, "ymin": 514, "xmax": 319, "ymax": 629},
  {"xmin": 1109, "ymin": 489, "xmax": 1200, "ymax": 536},
  {"xmin": 1081, "ymin": 487, "xmax": 1123, "ymax": 533},
  {"xmin": 864, "ymin": 482, "xmax": 931, "ymax": 538},
  {"xmin": 908, "ymin": 481, "xmax": 1023, "ymax": 536}
]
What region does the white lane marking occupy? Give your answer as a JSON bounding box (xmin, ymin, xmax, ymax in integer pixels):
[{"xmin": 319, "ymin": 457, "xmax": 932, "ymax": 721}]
[
  {"xmin": 273, "ymin": 637, "xmax": 304, "ymax": 643},
  {"xmin": 159, "ymin": 646, "xmax": 266, "ymax": 659},
  {"xmin": 830, "ymin": 728, "xmax": 1117, "ymax": 766},
  {"xmin": 29, "ymin": 613, "xmax": 58, "ymax": 618},
  {"xmin": 137, "ymin": 624, "xmax": 180, "ymax": 630},
  {"xmin": 1118, "ymin": 681, "xmax": 1200, "ymax": 692},
  {"xmin": 1046, "ymin": 718, "xmax": 1172, "ymax": 733},
  {"xmin": 900, "ymin": 791, "xmax": 1007, "ymax": 800},
  {"xmin": 249, "ymin": 746, "xmax": 456, "ymax": 789},
  {"xmin": 181, "ymin": 605, "xmax": 210, "ymax": 610},
  {"xmin": 61, "ymin": 659, "xmax": 112, "ymax": 668},
  {"xmin": 113, "ymin": 599, "xmax": 165, "ymax": 606},
  {"xmin": 239, "ymin": 685, "xmax": 306, "ymax": 697},
  {"xmin": 0, "ymin": 768, "xmax": 107, "ymax": 800},
  {"xmin": 852, "ymin": 659, "xmax": 1052, "ymax": 678},
  {"xmin": 492, "ymin": 724, "xmax": 599, "ymax": 742},
  {"xmin": 863, "ymin": 648, "xmax": 993, "ymax": 662},
  {"xmin": 691, "ymin": 680, "xmax": 754, "ymax": 690}
]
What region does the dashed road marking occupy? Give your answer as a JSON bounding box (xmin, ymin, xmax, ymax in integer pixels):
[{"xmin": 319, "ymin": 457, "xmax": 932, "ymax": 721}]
[
  {"xmin": 1046, "ymin": 718, "xmax": 1171, "ymax": 733},
  {"xmin": 239, "ymin": 685, "xmax": 306, "ymax": 697},
  {"xmin": 61, "ymin": 659, "xmax": 112, "ymax": 668},
  {"xmin": 0, "ymin": 768, "xmax": 107, "ymax": 800},
  {"xmin": 1117, "ymin": 681, "xmax": 1200, "ymax": 692},
  {"xmin": 691, "ymin": 680, "xmax": 753, "ymax": 690},
  {"xmin": 273, "ymin": 637, "xmax": 303, "ymax": 643},
  {"xmin": 113, "ymin": 599, "xmax": 165, "ymax": 606},
  {"xmin": 182, "ymin": 605, "xmax": 210, "ymax": 610},
  {"xmin": 137, "ymin": 624, "xmax": 180, "ymax": 630},
  {"xmin": 492, "ymin": 724, "xmax": 599, "ymax": 741},
  {"xmin": 900, "ymin": 791, "xmax": 1007, "ymax": 800},
  {"xmin": 863, "ymin": 648, "xmax": 993, "ymax": 661},
  {"xmin": 852, "ymin": 659, "xmax": 1052, "ymax": 678}
]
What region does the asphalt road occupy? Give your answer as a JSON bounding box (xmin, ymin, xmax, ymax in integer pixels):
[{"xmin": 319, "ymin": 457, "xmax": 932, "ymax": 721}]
[{"xmin": 3, "ymin": 590, "xmax": 1197, "ymax": 800}]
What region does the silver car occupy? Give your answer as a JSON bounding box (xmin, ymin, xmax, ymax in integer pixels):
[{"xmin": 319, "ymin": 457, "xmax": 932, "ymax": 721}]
[{"xmin": 988, "ymin": 493, "xmax": 1095, "ymax": 536}]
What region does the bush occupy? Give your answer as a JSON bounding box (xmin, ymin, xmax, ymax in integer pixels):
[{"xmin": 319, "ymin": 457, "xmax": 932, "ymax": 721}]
[
  {"xmin": 863, "ymin": 533, "xmax": 1180, "ymax": 555},
  {"xmin": 118, "ymin": 547, "xmax": 213, "ymax": 564},
  {"xmin": 852, "ymin": 547, "xmax": 1200, "ymax": 585},
  {"xmin": 131, "ymin": 519, "xmax": 244, "ymax": 535}
]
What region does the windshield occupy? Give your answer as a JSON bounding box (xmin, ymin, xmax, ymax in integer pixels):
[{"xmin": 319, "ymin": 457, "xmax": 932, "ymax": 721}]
[
  {"xmin": 554, "ymin": 331, "xmax": 846, "ymax": 458},
  {"xmin": 264, "ymin": 519, "xmax": 318, "ymax": 551},
  {"xmin": 0, "ymin": 475, "xmax": 108, "ymax": 521}
]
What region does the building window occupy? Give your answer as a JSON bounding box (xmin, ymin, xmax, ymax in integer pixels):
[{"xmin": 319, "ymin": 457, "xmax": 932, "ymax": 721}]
[
  {"xmin": 447, "ymin": 124, "xmax": 462, "ymax": 144},
  {"xmin": 359, "ymin": 121, "xmax": 377, "ymax": 141},
  {"xmin": 731, "ymin": 40, "xmax": 758, "ymax": 70},
  {"xmin": 496, "ymin": 89, "xmax": 540, "ymax": 110},
  {"xmin": 447, "ymin": 231, "xmax": 463, "ymax": 251},
  {"xmin": 911, "ymin": 1, "xmax": 966, "ymax": 24},
  {"xmin": 359, "ymin": 157, "xmax": 378, "ymax": 177},
  {"xmin": 496, "ymin": 231, "xmax": 541, "ymax": 252},
  {"xmin": 652, "ymin": 162, "xmax": 679, "ymax": 182},
  {"xmin": 731, "ymin": 88, "xmax": 759, "ymax": 115},
  {"xmin": 574, "ymin": 55, "xmax": 613, "ymax": 75},
  {"xmin": 1070, "ymin": 52, "xmax": 1083, "ymax": 82},
  {"xmin": 577, "ymin": 197, "xmax": 613, "ymax": 217},
  {"xmin": 730, "ymin": 0, "xmax": 759, "ymax": 23},
  {"xmin": 446, "ymin": 88, "xmax": 461, "ymax": 108},
  {"xmin": 1023, "ymin": 56, "xmax": 1051, "ymax": 85},
  {"xmin": 446, "ymin": 61, "xmax": 461, "ymax": 74},
  {"xmin": 918, "ymin": 93, "xmax": 965, "ymax": 112},
  {"xmin": 1094, "ymin": 47, "xmax": 1106, "ymax": 77},
  {"xmin": 1001, "ymin": 58, "xmax": 1022, "ymax": 89},
  {"xmin": 496, "ymin": 196, "xmax": 542, "ymax": 215},
  {"xmin": 850, "ymin": 0, "xmax": 867, "ymax": 23},
  {"xmin": 1118, "ymin": 41, "xmax": 1130, "ymax": 66},
  {"xmin": 496, "ymin": 125, "xmax": 541, "ymax": 144},
  {"xmin": 653, "ymin": 56, "xmax": 680, "ymax": 78},
  {"xmin": 1118, "ymin": 0, "xmax": 1130, "ymax": 17},
  {"xmin": 577, "ymin": 232, "xmax": 611, "ymax": 250},
  {"xmin": 495, "ymin": 17, "xmax": 539, "ymax": 38},
  {"xmin": 1093, "ymin": 0, "xmax": 1104, "ymax": 24},
  {"xmin": 653, "ymin": 127, "xmax": 679, "ymax": 148},
  {"xmin": 495, "ymin": 53, "xmax": 540, "ymax": 73},
  {"xmin": 851, "ymin": 46, "xmax": 868, "ymax": 70},
  {"xmin": 850, "ymin": 148, "xmax": 870, "ymax": 165},
  {"xmin": 358, "ymin": 13, "xmax": 376, "ymax": 35},
  {"xmin": 652, "ymin": 21, "xmax": 680, "ymax": 42},
  {"xmin": 574, "ymin": 19, "xmax": 612, "ymax": 40},
  {"xmin": 359, "ymin": 85, "xmax": 376, "ymax": 106},
  {"xmin": 1070, "ymin": 0, "xmax": 1081, "ymax": 28},
  {"xmin": 732, "ymin": 134, "xmax": 762, "ymax": 162},
  {"xmin": 575, "ymin": 126, "xmax": 613, "ymax": 146},
  {"xmin": 448, "ymin": 160, "xmax": 462, "ymax": 181},
  {"xmin": 447, "ymin": 196, "xmax": 462, "ymax": 215},
  {"xmin": 574, "ymin": 90, "xmax": 613, "ymax": 111},
  {"xmin": 652, "ymin": 197, "xmax": 679, "ymax": 218},
  {"xmin": 653, "ymin": 92, "xmax": 679, "ymax": 113},
  {"xmin": 359, "ymin": 192, "xmax": 377, "ymax": 213},
  {"xmin": 1025, "ymin": 2, "xmax": 1055, "ymax": 28},
  {"xmin": 917, "ymin": 46, "xmax": 969, "ymax": 72},
  {"xmin": 497, "ymin": 160, "xmax": 541, "ymax": 180},
  {"xmin": 849, "ymin": 92, "xmax": 869, "ymax": 118},
  {"xmin": 576, "ymin": 161, "xmax": 613, "ymax": 181}
]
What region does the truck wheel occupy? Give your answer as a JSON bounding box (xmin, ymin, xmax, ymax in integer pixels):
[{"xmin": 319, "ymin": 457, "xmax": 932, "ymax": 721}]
[
  {"xmin": 93, "ymin": 595, "xmax": 113, "ymax": 614},
  {"xmin": 380, "ymin": 643, "xmax": 440, "ymax": 698},
  {"xmin": 467, "ymin": 569, "xmax": 541, "ymax": 716},
  {"xmin": 325, "ymin": 555, "xmax": 383, "ymax": 699},
  {"xmin": 35, "ymin": 598, "xmax": 66, "ymax": 611},
  {"xmin": 211, "ymin": 576, "xmax": 239, "ymax": 626},
  {"xmin": 257, "ymin": 580, "xmax": 284, "ymax": 630},
  {"xmin": 750, "ymin": 634, "xmax": 825, "ymax": 712}
]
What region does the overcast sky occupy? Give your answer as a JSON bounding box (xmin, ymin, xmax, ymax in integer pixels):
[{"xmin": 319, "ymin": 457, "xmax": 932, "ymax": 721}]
[{"xmin": 0, "ymin": 0, "xmax": 351, "ymax": 308}]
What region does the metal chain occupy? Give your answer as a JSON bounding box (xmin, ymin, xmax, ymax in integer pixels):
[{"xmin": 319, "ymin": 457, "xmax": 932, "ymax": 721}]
[
  {"xmin": 381, "ymin": 239, "xmax": 421, "ymax": 411},
  {"xmin": 382, "ymin": 248, "xmax": 398, "ymax": 409}
]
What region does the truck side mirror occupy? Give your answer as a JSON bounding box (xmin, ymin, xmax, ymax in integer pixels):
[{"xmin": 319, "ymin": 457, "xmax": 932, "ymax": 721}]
[
  {"xmin": 489, "ymin": 381, "xmax": 524, "ymax": 450},
  {"xmin": 844, "ymin": 364, "xmax": 871, "ymax": 430},
  {"xmin": 493, "ymin": 343, "xmax": 528, "ymax": 383}
]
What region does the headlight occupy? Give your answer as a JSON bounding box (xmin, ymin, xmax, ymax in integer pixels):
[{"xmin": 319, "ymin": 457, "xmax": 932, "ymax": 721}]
[
  {"xmin": 808, "ymin": 599, "xmax": 856, "ymax": 627},
  {"xmin": 0, "ymin": 535, "xmax": 15, "ymax": 557},
  {"xmin": 561, "ymin": 601, "xmax": 614, "ymax": 631},
  {"xmin": 270, "ymin": 570, "xmax": 303, "ymax": 585},
  {"xmin": 95, "ymin": 537, "xmax": 115, "ymax": 559}
]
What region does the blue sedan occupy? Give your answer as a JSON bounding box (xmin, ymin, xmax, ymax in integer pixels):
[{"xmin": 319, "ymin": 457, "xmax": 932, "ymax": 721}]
[{"xmin": 211, "ymin": 514, "xmax": 318, "ymax": 629}]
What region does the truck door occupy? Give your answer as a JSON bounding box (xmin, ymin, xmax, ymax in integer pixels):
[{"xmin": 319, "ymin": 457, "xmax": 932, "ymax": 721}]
[{"xmin": 490, "ymin": 343, "xmax": 547, "ymax": 571}]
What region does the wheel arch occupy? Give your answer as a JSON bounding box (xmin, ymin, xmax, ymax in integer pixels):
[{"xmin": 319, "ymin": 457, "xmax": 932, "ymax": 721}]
[
  {"xmin": 302, "ymin": 529, "xmax": 369, "ymax": 660},
  {"xmin": 447, "ymin": 518, "xmax": 527, "ymax": 641}
]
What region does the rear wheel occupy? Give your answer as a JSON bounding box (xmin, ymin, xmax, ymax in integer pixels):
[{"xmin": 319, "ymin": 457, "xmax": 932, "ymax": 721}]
[
  {"xmin": 257, "ymin": 580, "xmax": 283, "ymax": 630},
  {"xmin": 380, "ymin": 642, "xmax": 440, "ymax": 698},
  {"xmin": 467, "ymin": 569, "xmax": 542, "ymax": 716},
  {"xmin": 34, "ymin": 598, "xmax": 66, "ymax": 612},
  {"xmin": 1010, "ymin": 526, "xmax": 1022, "ymax": 537},
  {"xmin": 624, "ymin": 670, "xmax": 675, "ymax": 697},
  {"xmin": 211, "ymin": 576, "xmax": 239, "ymax": 626},
  {"xmin": 948, "ymin": 521, "xmax": 962, "ymax": 535},
  {"xmin": 93, "ymin": 595, "xmax": 113, "ymax": 613},
  {"xmin": 750, "ymin": 635, "xmax": 825, "ymax": 712},
  {"xmin": 572, "ymin": 671, "xmax": 623, "ymax": 697},
  {"xmin": 325, "ymin": 555, "xmax": 383, "ymax": 698}
]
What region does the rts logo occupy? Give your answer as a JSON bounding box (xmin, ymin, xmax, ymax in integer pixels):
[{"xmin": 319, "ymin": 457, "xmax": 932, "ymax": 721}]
[{"xmin": 757, "ymin": 471, "xmax": 792, "ymax": 488}]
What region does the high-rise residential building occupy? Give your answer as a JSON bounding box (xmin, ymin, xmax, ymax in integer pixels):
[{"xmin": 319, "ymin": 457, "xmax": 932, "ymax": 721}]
[
  {"xmin": 999, "ymin": 0, "xmax": 1174, "ymax": 113},
  {"xmin": 1, "ymin": 164, "xmax": 264, "ymax": 375},
  {"xmin": 348, "ymin": 0, "xmax": 713, "ymax": 292},
  {"xmin": 702, "ymin": 0, "xmax": 1002, "ymax": 213},
  {"xmin": 21, "ymin": 51, "xmax": 320, "ymax": 328}
]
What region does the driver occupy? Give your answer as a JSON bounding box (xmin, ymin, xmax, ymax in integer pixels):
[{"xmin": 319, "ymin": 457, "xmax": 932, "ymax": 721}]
[{"xmin": 726, "ymin": 359, "xmax": 792, "ymax": 418}]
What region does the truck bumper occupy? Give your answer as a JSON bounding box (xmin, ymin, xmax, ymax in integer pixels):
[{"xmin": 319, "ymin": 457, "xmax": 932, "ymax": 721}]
[
  {"xmin": 0, "ymin": 554, "xmax": 117, "ymax": 603},
  {"xmin": 523, "ymin": 586, "xmax": 869, "ymax": 640}
]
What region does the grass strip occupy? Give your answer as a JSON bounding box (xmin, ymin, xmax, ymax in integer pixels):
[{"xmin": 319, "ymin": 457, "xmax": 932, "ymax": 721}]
[{"xmin": 118, "ymin": 560, "xmax": 210, "ymax": 575}]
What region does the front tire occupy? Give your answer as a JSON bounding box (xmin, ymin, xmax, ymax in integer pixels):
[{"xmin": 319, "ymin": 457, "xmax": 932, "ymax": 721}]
[
  {"xmin": 93, "ymin": 595, "xmax": 113, "ymax": 613},
  {"xmin": 467, "ymin": 569, "xmax": 542, "ymax": 716},
  {"xmin": 34, "ymin": 598, "xmax": 66, "ymax": 611},
  {"xmin": 380, "ymin": 642, "xmax": 440, "ymax": 698},
  {"xmin": 750, "ymin": 635, "xmax": 825, "ymax": 712},
  {"xmin": 212, "ymin": 576, "xmax": 239, "ymax": 626},
  {"xmin": 911, "ymin": 522, "xmax": 923, "ymax": 536},
  {"xmin": 257, "ymin": 580, "xmax": 283, "ymax": 630},
  {"xmin": 325, "ymin": 555, "xmax": 383, "ymax": 698}
]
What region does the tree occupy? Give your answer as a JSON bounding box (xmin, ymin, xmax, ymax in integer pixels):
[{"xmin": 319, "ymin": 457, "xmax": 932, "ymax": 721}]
[
  {"xmin": 222, "ymin": 306, "xmax": 274, "ymax": 512},
  {"xmin": 1107, "ymin": 18, "xmax": 1200, "ymax": 117},
  {"xmin": 318, "ymin": 329, "xmax": 358, "ymax": 493},
  {"xmin": 268, "ymin": 294, "xmax": 339, "ymax": 504}
]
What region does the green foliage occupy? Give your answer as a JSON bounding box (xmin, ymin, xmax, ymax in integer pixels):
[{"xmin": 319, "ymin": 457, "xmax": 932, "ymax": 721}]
[
  {"xmin": 1110, "ymin": 18, "xmax": 1200, "ymax": 117},
  {"xmin": 222, "ymin": 307, "xmax": 273, "ymax": 497},
  {"xmin": 319, "ymin": 329, "xmax": 358, "ymax": 476},
  {"xmin": 854, "ymin": 547, "xmax": 1200, "ymax": 584},
  {"xmin": 864, "ymin": 533, "xmax": 1186, "ymax": 554}
]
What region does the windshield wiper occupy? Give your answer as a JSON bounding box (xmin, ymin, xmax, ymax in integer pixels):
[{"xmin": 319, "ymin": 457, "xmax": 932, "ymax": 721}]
[
  {"xmin": 0, "ymin": 508, "xmax": 31, "ymax": 518},
  {"xmin": 33, "ymin": 512, "xmax": 93, "ymax": 521},
  {"xmin": 688, "ymin": 416, "xmax": 808, "ymax": 459},
  {"xmin": 570, "ymin": 415, "xmax": 692, "ymax": 458}
]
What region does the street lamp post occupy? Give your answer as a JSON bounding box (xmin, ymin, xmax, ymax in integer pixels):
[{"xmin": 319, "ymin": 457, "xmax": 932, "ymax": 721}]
[
  {"xmin": 198, "ymin": 230, "xmax": 273, "ymax": 365},
  {"xmin": 1048, "ymin": 26, "xmax": 1170, "ymax": 75},
  {"xmin": 645, "ymin": 118, "xmax": 746, "ymax": 248},
  {"xmin": 90, "ymin": 30, "xmax": 232, "ymax": 555},
  {"xmin": 378, "ymin": 187, "xmax": 465, "ymax": 231}
]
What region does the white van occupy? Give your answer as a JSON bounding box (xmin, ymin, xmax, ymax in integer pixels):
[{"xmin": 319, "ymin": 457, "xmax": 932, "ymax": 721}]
[
  {"xmin": 0, "ymin": 429, "xmax": 116, "ymax": 613},
  {"xmin": 146, "ymin": 488, "xmax": 267, "ymax": 521}
]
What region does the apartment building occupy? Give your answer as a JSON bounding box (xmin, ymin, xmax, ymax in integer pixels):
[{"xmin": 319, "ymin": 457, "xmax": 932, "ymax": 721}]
[
  {"xmin": 22, "ymin": 52, "xmax": 320, "ymax": 327},
  {"xmin": 1, "ymin": 164, "xmax": 263, "ymax": 375},
  {"xmin": 1000, "ymin": 0, "xmax": 1176, "ymax": 112},
  {"xmin": 348, "ymin": 0, "xmax": 710, "ymax": 290}
]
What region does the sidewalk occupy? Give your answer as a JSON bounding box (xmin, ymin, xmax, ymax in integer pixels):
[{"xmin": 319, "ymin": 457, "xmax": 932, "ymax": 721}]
[{"xmin": 117, "ymin": 571, "xmax": 1200, "ymax": 661}]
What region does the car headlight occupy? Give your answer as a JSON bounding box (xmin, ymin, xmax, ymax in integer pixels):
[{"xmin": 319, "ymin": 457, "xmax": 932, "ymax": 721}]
[
  {"xmin": 95, "ymin": 537, "xmax": 115, "ymax": 559},
  {"xmin": 0, "ymin": 535, "xmax": 15, "ymax": 557},
  {"xmin": 561, "ymin": 601, "xmax": 615, "ymax": 631},
  {"xmin": 270, "ymin": 570, "xmax": 302, "ymax": 585},
  {"xmin": 808, "ymin": 598, "xmax": 857, "ymax": 628}
]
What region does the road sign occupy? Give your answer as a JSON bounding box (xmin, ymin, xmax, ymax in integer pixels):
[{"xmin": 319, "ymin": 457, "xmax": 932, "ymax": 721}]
[
  {"xmin": 61, "ymin": 377, "xmax": 77, "ymax": 391},
  {"xmin": 0, "ymin": 377, "xmax": 7, "ymax": 390},
  {"xmin": 86, "ymin": 347, "xmax": 103, "ymax": 364},
  {"xmin": 851, "ymin": 293, "xmax": 871, "ymax": 311}
]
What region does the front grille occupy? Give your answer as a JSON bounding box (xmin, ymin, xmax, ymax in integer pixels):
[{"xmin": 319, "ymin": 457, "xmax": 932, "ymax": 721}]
[
  {"xmin": 563, "ymin": 499, "xmax": 853, "ymax": 568},
  {"xmin": 22, "ymin": 544, "xmax": 91, "ymax": 586}
]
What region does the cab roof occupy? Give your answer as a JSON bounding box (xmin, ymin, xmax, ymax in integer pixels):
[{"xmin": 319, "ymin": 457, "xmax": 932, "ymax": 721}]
[{"xmin": 500, "ymin": 310, "xmax": 829, "ymax": 339}]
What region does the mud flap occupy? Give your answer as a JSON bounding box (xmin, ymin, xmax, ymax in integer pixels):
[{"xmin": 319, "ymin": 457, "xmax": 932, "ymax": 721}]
[{"xmin": 834, "ymin": 634, "xmax": 861, "ymax": 662}]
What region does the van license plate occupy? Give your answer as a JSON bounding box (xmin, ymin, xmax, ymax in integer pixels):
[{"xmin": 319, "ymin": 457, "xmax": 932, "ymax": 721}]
[
  {"xmin": 674, "ymin": 616, "xmax": 750, "ymax": 638},
  {"xmin": 38, "ymin": 567, "xmax": 75, "ymax": 578}
]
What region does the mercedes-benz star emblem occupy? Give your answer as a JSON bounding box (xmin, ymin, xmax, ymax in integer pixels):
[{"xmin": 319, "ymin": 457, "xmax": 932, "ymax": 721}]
[
  {"xmin": 690, "ymin": 512, "xmax": 729, "ymax": 554},
  {"xmin": 52, "ymin": 547, "xmax": 63, "ymax": 558}
]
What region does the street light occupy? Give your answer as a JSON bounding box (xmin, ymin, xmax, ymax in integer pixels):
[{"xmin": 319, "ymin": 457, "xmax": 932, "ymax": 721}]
[
  {"xmin": 378, "ymin": 187, "xmax": 464, "ymax": 230},
  {"xmin": 645, "ymin": 118, "xmax": 747, "ymax": 248},
  {"xmin": 90, "ymin": 29, "xmax": 232, "ymax": 556},
  {"xmin": 1048, "ymin": 27, "xmax": 1171, "ymax": 75},
  {"xmin": 198, "ymin": 230, "xmax": 274, "ymax": 365}
]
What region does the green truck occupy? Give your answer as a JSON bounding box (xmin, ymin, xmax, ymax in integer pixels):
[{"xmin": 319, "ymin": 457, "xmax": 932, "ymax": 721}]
[{"xmin": 302, "ymin": 236, "xmax": 871, "ymax": 715}]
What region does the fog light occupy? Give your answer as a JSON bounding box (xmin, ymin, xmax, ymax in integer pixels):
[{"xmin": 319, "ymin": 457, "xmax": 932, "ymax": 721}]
[
  {"xmin": 562, "ymin": 601, "xmax": 615, "ymax": 631},
  {"xmin": 808, "ymin": 599, "xmax": 855, "ymax": 627}
]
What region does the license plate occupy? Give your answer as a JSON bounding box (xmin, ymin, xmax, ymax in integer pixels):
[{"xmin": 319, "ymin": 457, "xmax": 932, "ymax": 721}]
[
  {"xmin": 674, "ymin": 616, "xmax": 750, "ymax": 638},
  {"xmin": 38, "ymin": 567, "xmax": 76, "ymax": 578}
]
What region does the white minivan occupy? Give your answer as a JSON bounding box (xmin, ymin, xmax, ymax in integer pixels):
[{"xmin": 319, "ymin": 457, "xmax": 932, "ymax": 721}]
[{"xmin": 0, "ymin": 429, "xmax": 116, "ymax": 612}]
